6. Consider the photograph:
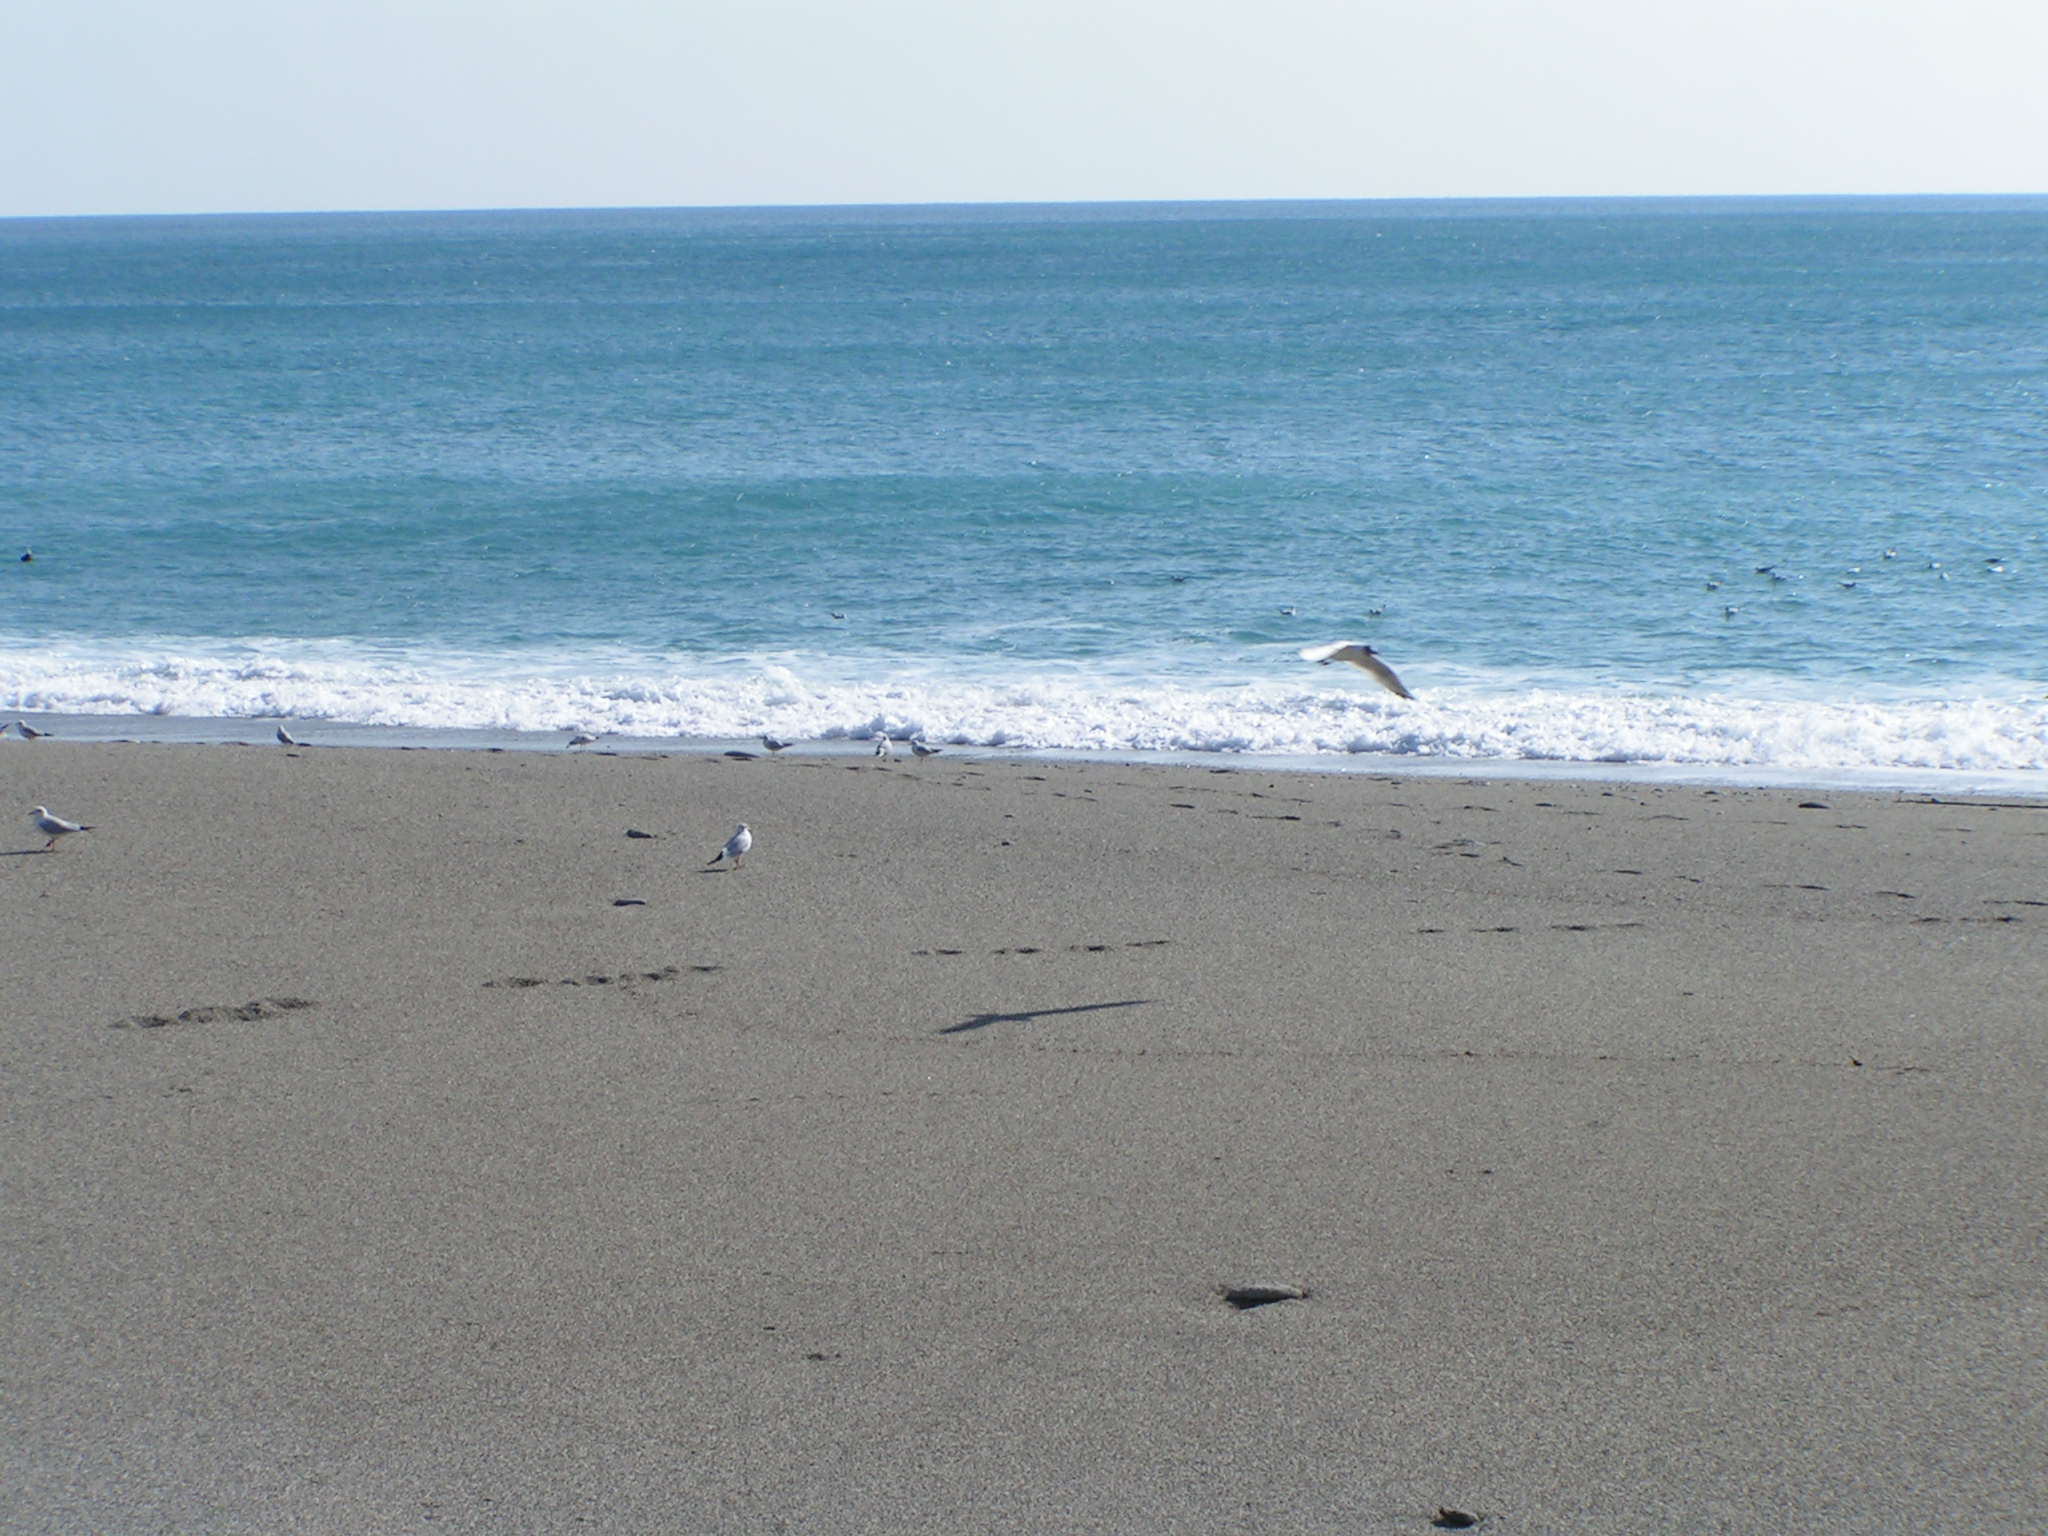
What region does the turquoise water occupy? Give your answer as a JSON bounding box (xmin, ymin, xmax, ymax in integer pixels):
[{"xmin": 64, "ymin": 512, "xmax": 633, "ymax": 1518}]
[{"xmin": 3, "ymin": 199, "xmax": 2046, "ymax": 777}]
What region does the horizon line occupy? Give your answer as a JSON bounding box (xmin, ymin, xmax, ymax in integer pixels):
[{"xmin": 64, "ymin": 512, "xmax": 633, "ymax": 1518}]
[{"xmin": 7, "ymin": 190, "xmax": 2048, "ymax": 228}]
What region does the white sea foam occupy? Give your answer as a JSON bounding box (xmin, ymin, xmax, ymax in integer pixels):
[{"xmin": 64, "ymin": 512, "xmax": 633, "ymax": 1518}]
[{"xmin": 4, "ymin": 644, "xmax": 2047, "ymax": 778}]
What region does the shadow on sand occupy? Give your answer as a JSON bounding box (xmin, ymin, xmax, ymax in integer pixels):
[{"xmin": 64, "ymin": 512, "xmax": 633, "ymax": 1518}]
[{"xmin": 940, "ymin": 998, "xmax": 1151, "ymax": 1035}]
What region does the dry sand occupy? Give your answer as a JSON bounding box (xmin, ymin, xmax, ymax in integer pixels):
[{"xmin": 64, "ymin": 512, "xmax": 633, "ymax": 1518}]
[{"xmin": 3, "ymin": 742, "xmax": 2043, "ymax": 1533}]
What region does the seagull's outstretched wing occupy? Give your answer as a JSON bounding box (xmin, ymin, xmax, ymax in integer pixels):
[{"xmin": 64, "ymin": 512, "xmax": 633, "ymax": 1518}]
[{"xmin": 1298, "ymin": 642, "xmax": 1415, "ymax": 700}]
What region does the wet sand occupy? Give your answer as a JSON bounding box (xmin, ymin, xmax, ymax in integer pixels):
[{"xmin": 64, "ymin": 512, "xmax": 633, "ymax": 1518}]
[{"xmin": 3, "ymin": 742, "xmax": 2043, "ymax": 1533}]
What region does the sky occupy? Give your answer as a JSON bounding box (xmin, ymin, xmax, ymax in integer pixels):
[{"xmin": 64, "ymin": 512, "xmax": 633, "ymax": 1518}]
[{"xmin": 2, "ymin": 0, "xmax": 2045, "ymax": 218}]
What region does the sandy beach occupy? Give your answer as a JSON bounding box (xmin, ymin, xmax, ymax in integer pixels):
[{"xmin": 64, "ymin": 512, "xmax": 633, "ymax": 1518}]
[{"xmin": 3, "ymin": 741, "xmax": 2043, "ymax": 1533}]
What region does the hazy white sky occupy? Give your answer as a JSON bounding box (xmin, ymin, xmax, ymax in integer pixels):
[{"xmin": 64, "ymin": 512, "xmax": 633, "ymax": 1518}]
[{"xmin": 3, "ymin": 1, "xmax": 2045, "ymax": 217}]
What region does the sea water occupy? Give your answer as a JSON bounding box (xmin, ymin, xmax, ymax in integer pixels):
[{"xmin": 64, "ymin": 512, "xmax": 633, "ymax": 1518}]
[{"xmin": 3, "ymin": 199, "xmax": 2045, "ymax": 785}]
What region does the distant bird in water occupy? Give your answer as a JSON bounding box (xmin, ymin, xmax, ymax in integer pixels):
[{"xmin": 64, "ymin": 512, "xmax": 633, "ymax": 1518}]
[
  {"xmin": 567, "ymin": 732, "xmax": 599, "ymax": 747},
  {"xmin": 910, "ymin": 740, "xmax": 942, "ymax": 758},
  {"xmin": 830, "ymin": 611, "xmax": 846, "ymax": 620},
  {"xmin": 18, "ymin": 549, "xmax": 29, "ymax": 563},
  {"xmin": 762, "ymin": 736, "xmax": 793, "ymax": 754},
  {"xmin": 1840, "ymin": 580, "xmax": 1857, "ymax": 590},
  {"xmin": 1724, "ymin": 606, "xmax": 1740, "ymax": 618},
  {"xmin": 1298, "ymin": 642, "xmax": 1415, "ymax": 699},
  {"xmin": 1278, "ymin": 605, "xmax": 1296, "ymax": 616},
  {"xmin": 1883, "ymin": 549, "xmax": 1897, "ymax": 559},
  {"xmin": 874, "ymin": 737, "xmax": 894, "ymax": 761},
  {"xmin": 276, "ymin": 725, "xmax": 300, "ymax": 746},
  {"xmin": 709, "ymin": 823, "xmax": 751, "ymax": 870},
  {"xmin": 15, "ymin": 720, "xmax": 47, "ymax": 739},
  {"xmin": 1705, "ymin": 580, "xmax": 1721, "ymax": 591},
  {"xmin": 31, "ymin": 805, "xmax": 90, "ymax": 850}
]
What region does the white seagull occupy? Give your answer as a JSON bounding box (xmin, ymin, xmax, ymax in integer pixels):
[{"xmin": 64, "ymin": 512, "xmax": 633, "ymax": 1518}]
[
  {"xmin": 709, "ymin": 823, "xmax": 752, "ymax": 870},
  {"xmin": 762, "ymin": 736, "xmax": 793, "ymax": 754},
  {"xmin": 32, "ymin": 805, "xmax": 91, "ymax": 850},
  {"xmin": 567, "ymin": 732, "xmax": 599, "ymax": 747},
  {"xmin": 1298, "ymin": 642, "xmax": 1415, "ymax": 699},
  {"xmin": 874, "ymin": 737, "xmax": 894, "ymax": 761},
  {"xmin": 276, "ymin": 725, "xmax": 299, "ymax": 747},
  {"xmin": 910, "ymin": 740, "xmax": 942, "ymax": 758},
  {"xmin": 16, "ymin": 720, "xmax": 47, "ymax": 739}
]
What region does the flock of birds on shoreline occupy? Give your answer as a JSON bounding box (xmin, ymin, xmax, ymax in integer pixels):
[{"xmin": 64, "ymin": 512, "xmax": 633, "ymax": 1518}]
[{"xmin": 11, "ymin": 642, "xmax": 1416, "ymax": 863}]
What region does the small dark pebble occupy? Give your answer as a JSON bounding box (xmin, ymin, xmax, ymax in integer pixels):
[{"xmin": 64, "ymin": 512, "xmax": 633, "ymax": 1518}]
[
  {"xmin": 1222, "ymin": 1283, "xmax": 1305, "ymax": 1310},
  {"xmin": 1434, "ymin": 1510, "xmax": 1479, "ymax": 1530},
  {"xmin": 625, "ymin": 829, "xmax": 655, "ymax": 839},
  {"xmin": 724, "ymin": 750, "xmax": 758, "ymax": 760},
  {"xmin": 613, "ymin": 898, "xmax": 646, "ymax": 907}
]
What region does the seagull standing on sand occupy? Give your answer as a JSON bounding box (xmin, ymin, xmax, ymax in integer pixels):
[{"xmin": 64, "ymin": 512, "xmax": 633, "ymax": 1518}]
[
  {"xmin": 31, "ymin": 806, "xmax": 90, "ymax": 850},
  {"xmin": 762, "ymin": 736, "xmax": 793, "ymax": 754},
  {"xmin": 910, "ymin": 740, "xmax": 941, "ymax": 759},
  {"xmin": 16, "ymin": 721, "xmax": 47, "ymax": 739},
  {"xmin": 276, "ymin": 726, "xmax": 299, "ymax": 746},
  {"xmin": 709, "ymin": 823, "xmax": 752, "ymax": 870},
  {"xmin": 567, "ymin": 732, "xmax": 599, "ymax": 747},
  {"xmin": 874, "ymin": 737, "xmax": 894, "ymax": 761},
  {"xmin": 1298, "ymin": 642, "xmax": 1416, "ymax": 700}
]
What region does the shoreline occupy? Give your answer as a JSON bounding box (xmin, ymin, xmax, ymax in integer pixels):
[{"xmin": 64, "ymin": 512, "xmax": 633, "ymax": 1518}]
[
  {"xmin": 8, "ymin": 709, "xmax": 2048, "ymax": 800},
  {"xmin": 4, "ymin": 739, "xmax": 2043, "ymax": 1530}
]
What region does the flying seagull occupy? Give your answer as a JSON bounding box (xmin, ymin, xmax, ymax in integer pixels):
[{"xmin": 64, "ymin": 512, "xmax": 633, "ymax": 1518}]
[
  {"xmin": 709, "ymin": 823, "xmax": 752, "ymax": 870},
  {"xmin": 1298, "ymin": 642, "xmax": 1415, "ymax": 699},
  {"xmin": 32, "ymin": 805, "xmax": 90, "ymax": 850},
  {"xmin": 276, "ymin": 725, "xmax": 299, "ymax": 747},
  {"xmin": 15, "ymin": 721, "xmax": 47, "ymax": 739}
]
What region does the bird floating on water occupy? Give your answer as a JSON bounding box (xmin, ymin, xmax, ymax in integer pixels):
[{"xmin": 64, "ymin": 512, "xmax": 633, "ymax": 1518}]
[
  {"xmin": 31, "ymin": 805, "xmax": 90, "ymax": 850},
  {"xmin": 1298, "ymin": 642, "xmax": 1415, "ymax": 699},
  {"xmin": 709, "ymin": 823, "xmax": 751, "ymax": 870}
]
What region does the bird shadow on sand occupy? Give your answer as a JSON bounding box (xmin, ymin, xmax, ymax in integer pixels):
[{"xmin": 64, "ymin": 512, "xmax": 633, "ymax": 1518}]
[
  {"xmin": 2, "ymin": 848, "xmax": 53, "ymax": 857},
  {"xmin": 941, "ymin": 998, "xmax": 1151, "ymax": 1035}
]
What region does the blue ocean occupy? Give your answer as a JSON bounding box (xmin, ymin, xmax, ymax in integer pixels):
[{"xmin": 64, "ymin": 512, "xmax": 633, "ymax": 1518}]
[{"xmin": 3, "ymin": 199, "xmax": 2046, "ymax": 785}]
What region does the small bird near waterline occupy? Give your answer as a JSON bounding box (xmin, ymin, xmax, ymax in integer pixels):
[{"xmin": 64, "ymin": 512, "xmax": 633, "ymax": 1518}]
[
  {"xmin": 762, "ymin": 736, "xmax": 793, "ymax": 754},
  {"xmin": 567, "ymin": 732, "xmax": 599, "ymax": 747},
  {"xmin": 709, "ymin": 823, "xmax": 752, "ymax": 870},
  {"xmin": 32, "ymin": 806, "xmax": 91, "ymax": 850},
  {"xmin": 276, "ymin": 726, "xmax": 299, "ymax": 746},
  {"xmin": 874, "ymin": 737, "xmax": 894, "ymax": 761},
  {"xmin": 15, "ymin": 721, "xmax": 47, "ymax": 739},
  {"xmin": 1298, "ymin": 642, "xmax": 1415, "ymax": 699},
  {"xmin": 910, "ymin": 740, "xmax": 942, "ymax": 758}
]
